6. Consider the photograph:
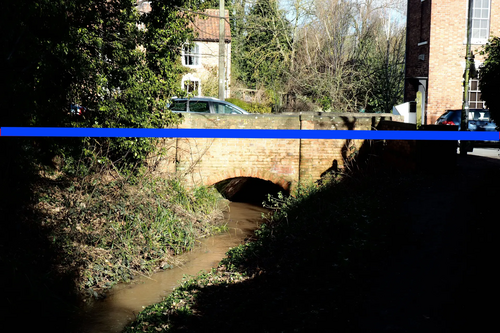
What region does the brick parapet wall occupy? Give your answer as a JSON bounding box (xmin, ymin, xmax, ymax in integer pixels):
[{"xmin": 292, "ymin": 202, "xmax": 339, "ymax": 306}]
[{"xmin": 154, "ymin": 113, "xmax": 401, "ymax": 190}]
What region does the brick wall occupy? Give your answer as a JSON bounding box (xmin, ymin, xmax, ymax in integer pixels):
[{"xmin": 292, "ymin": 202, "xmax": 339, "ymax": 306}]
[
  {"xmin": 152, "ymin": 113, "xmax": 399, "ymax": 190},
  {"xmin": 405, "ymin": 0, "xmax": 500, "ymax": 124},
  {"xmin": 405, "ymin": 0, "xmax": 431, "ymax": 80}
]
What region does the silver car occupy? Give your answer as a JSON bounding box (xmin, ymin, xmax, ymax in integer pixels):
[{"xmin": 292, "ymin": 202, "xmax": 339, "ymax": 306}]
[{"xmin": 169, "ymin": 97, "xmax": 249, "ymax": 114}]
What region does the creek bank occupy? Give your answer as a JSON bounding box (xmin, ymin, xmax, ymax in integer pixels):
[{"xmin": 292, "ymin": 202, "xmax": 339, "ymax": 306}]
[
  {"xmin": 34, "ymin": 175, "xmax": 230, "ymax": 299},
  {"xmin": 124, "ymin": 171, "xmax": 414, "ymax": 332},
  {"xmin": 75, "ymin": 202, "xmax": 269, "ymax": 333},
  {"xmin": 1, "ymin": 171, "xmax": 233, "ymax": 332}
]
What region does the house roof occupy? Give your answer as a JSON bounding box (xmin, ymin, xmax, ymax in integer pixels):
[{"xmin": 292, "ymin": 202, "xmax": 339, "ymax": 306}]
[{"xmin": 192, "ymin": 9, "xmax": 231, "ymax": 43}]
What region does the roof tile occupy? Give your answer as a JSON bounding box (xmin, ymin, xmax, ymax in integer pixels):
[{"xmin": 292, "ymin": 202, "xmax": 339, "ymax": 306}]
[{"xmin": 192, "ymin": 9, "xmax": 231, "ymax": 42}]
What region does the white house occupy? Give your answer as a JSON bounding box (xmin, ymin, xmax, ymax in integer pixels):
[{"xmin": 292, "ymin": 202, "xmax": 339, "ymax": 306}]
[
  {"xmin": 136, "ymin": 3, "xmax": 232, "ymax": 98},
  {"xmin": 183, "ymin": 9, "xmax": 231, "ymax": 98}
]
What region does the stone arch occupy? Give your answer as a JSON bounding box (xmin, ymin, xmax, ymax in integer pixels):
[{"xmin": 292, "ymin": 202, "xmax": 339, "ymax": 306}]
[{"xmin": 205, "ymin": 168, "xmax": 293, "ymax": 192}]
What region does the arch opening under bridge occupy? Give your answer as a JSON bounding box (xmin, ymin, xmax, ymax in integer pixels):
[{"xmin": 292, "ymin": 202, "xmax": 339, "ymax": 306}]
[{"xmin": 213, "ymin": 176, "xmax": 289, "ymax": 205}]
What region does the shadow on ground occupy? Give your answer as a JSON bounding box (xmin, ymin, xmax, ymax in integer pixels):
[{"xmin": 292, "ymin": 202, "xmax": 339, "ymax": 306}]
[
  {"xmin": 0, "ymin": 139, "xmax": 80, "ymax": 332},
  {"xmin": 129, "ymin": 152, "xmax": 499, "ymax": 332}
]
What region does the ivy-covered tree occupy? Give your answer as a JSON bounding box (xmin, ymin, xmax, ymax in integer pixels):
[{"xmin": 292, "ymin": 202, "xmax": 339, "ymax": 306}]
[
  {"xmin": 1, "ymin": 0, "xmax": 208, "ymax": 175},
  {"xmin": 0, "ymin": 2, "xmax": 206, "ymax": 328},
  {"xmin": 232, "ymin": 0, "xmax": 292, "ymax": 92},
  {"xmin": 479, "ymin": 36, "xmax": 500, "ymax": 126}
]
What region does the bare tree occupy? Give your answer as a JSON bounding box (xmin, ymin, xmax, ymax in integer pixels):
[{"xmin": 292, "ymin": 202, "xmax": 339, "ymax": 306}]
[
  {"xmin": 231, "ymin": 0, "xmax": 406, "ymax": 112},
  {"xmin": 280, "ymin": 0, "xmax": 406, "ymax": 112}
]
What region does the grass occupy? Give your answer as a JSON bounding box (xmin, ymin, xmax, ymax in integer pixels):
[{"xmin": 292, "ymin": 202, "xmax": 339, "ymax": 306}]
[
  {"xmin": 0, "ymin": 146, "xmax": 231, "ymax": 331},
  {"xmin": 124, "ymin": 269, "xmax": 249, "ymax": 332},
  {"xmin": 123, "ymin": 168, "xmax": 416, "ymax": 332},
  {"xmin": 32, "ymin": 173, "xmax": 229, "ymax": 299}
]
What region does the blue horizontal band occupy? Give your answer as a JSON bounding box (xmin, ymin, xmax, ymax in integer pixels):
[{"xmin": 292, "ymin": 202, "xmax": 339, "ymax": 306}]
[{"xmin": 1, "ymin": 127, "xmax": 499, "ymax": 141}]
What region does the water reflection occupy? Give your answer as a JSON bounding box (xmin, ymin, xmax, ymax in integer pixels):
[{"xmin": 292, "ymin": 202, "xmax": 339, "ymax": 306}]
[{"xmin": 75, "ymin": 202, "xmax": 269, "ymax": 333}]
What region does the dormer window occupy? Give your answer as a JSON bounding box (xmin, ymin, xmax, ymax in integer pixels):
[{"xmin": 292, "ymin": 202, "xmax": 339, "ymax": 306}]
[{"xmin": 182, "ymin": 43, "xmax": 201, "ymax": 67}]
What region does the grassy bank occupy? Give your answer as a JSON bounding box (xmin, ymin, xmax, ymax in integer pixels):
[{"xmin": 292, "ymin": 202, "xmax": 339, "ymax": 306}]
[
  {"xmin": 123, "ymin": 170, "xmax": 417, "ymax": 332},
  {"xmin": 1, "ymin": 169, "xmax": 229, "ymax": 331},
  {"xmin": 34, "ymin": 173, "xmax": 229, "ymax": 298}
]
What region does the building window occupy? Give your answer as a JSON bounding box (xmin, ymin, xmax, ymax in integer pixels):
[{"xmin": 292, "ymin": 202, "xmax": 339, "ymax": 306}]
[
  {"xmin": 468, "ymin": 79, "xmax": 486, "ymax": 109},
  {"xmin": 182, "ymin": 43, "xmax": 201, "ymax": 67},
  {"xmin": 468, "ymin": 0, "xmax": 490, "ymax": 44},
  {"xmin": 181, "ymin": 75, "xmax": 201, "ymax": 96}
]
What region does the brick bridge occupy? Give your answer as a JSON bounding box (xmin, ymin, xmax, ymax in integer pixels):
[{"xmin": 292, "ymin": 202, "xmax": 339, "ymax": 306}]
[{"xmin": 151, "ymin": 112, "xmax": 401, "ymax": 192}]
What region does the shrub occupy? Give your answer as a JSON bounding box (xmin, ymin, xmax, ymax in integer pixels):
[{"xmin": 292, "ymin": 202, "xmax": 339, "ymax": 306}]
[
  {"xmin": 479, "ymin": 36, "xmax": 500, "ymax": 125},
  {"xmin": 226, "ymin": 98, "xmax": 272, "ymax": 114}
]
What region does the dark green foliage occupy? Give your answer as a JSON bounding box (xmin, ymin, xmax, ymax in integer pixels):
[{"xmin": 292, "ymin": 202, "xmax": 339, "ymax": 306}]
[
  {"xmin": 232, "ymin": 0, "xmax": 291, "ymax": 90},
  {"xmin": 479, "ymin": 36, "xmax": 500, "ymax": 126},
  {"xmin": 0, "ymin": 0, "xmax": 210, "ymax": 175}
]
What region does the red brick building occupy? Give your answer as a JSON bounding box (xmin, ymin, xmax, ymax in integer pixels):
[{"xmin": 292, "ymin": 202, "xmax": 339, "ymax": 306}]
[{"xmin": 405, "ymin": 0, "xmax": 500, "ymax": 124}]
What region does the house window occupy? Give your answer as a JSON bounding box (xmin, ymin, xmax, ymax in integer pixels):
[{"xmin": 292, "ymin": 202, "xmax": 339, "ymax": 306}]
[
  {"xmin": 181, "ymin": 75, "xmax": 201, "ymax": 96},
  {"xmin": 468, "ymin": 79, "xmax": 486, "ymax": 109},
  {"xmin": 468, "ymin": 0, "xmax": 490, "ymax": 44},
  {"xmin": 182, "ymin": 43, "xmax": 201, "ymax": 67}
]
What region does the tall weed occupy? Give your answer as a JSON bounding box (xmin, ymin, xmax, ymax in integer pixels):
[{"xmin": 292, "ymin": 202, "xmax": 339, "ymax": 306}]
[{"xmin": 34, "ymin": 174, "xmax": 228, "ymax": 298}]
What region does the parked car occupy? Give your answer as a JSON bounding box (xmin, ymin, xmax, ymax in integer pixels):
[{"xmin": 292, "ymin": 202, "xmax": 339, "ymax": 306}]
[
  {"xmin": 168, "ymin": 97, "xmax": 249, "ymax": 114},
  {"xmin": 435, "ymin": 109, "xmax": 498, "ymax": 151},
  {"xmin": 435, "ymin": 109, "xmax": 497, "ymax": 131}
]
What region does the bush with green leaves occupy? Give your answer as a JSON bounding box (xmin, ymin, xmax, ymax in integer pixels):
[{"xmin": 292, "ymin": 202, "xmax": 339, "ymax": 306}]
[
  {"xmin": 226, "ymin": 98, "xmax": 272, "ymax": 114},
  {"xmin": 1, "ymin": 0, "xmax": 213, "ymax": 177},
  {"xmin": 480, "ymin": 36, "xmax": 500, "ymax": 126}
]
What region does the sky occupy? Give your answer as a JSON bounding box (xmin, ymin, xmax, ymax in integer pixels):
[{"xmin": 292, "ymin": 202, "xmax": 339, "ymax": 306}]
[{"xmin": 277, "ymin": 0, "xmax": 407, "ymax": 29}]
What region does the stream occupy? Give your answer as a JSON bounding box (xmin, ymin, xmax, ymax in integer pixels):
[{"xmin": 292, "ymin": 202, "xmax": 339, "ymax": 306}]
[{"xmin": 75, "ymin": 202, "xmax": 269, "ymax": 333}]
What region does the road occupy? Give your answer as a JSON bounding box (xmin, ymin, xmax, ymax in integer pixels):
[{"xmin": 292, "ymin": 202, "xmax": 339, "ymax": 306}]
[{"xmin": 360, "ymin": 147, "xmax": 500, "ymax": 332}]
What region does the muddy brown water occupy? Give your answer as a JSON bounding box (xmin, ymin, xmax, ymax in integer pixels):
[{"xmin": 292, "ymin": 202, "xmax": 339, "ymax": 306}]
[{"xmin": 75, "ymin": 202, "xmax": 269, "ymax": 333}]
